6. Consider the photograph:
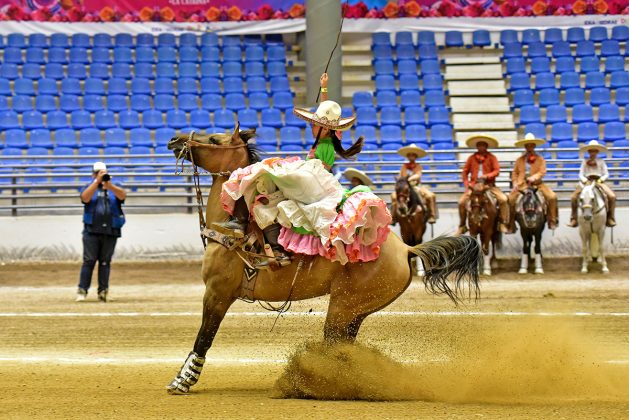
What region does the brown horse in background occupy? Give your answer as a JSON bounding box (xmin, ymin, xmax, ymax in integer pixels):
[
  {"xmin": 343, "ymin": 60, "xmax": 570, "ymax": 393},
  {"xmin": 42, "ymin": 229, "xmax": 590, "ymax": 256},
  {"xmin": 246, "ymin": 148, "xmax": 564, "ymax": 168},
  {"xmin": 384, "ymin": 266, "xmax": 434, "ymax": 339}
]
[
  {"xmin": 467, "ymin": 183, "xmax": 502, "ymax": 276},
  {"xmin": 164, "ymin": 125, "xmax": 481, "ymax": 395},
  {"xmin": 392, "ymin": 177, "xmax": 427, "ymax": 276}
]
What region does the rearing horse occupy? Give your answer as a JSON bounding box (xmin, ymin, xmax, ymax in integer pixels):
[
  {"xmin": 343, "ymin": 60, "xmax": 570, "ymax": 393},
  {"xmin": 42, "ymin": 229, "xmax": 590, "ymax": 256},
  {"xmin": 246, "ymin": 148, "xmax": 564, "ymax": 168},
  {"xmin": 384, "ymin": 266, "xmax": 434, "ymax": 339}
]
[
  {"xmin": 467, "ymin": 183, "xmax": 501, "ymax": 276},
  {"xmin": 578, "ymin": 183, "xmax": 609, "ymax": 274},
  {"xmin": 515, "ymin": 187, "xmax": 546, "ymax": 274},
  {"xmin": 392, "ymin": 177, "xmax": 427, "ymax": 276},
  {"xmin": 165, "ymin": 125, "xmax": 481, "ymax": 394}
]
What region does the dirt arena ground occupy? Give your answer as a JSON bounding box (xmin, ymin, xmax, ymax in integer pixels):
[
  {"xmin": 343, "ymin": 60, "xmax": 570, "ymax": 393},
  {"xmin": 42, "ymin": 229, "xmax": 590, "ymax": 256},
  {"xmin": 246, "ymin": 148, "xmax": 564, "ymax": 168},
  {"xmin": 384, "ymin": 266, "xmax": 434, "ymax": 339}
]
[{"xmin": 1, "ymin": 258, "xmax": 628, "ymax": 419}]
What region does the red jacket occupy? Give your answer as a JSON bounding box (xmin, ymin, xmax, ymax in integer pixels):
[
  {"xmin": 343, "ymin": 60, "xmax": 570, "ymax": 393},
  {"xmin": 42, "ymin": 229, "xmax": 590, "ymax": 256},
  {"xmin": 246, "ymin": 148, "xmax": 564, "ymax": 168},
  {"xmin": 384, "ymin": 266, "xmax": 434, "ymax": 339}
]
[{"xmin": 462, "ymin": 152, "xmax": 500, "ymax": 188}]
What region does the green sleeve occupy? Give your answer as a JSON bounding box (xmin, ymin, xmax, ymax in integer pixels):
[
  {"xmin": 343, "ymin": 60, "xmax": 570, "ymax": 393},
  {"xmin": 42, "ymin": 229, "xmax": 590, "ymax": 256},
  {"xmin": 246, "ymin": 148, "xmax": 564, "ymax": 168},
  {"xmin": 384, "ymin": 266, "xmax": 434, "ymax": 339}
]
[{"xmin": 314, "ymin": 141, "xmax": 336, "ymax": 167}]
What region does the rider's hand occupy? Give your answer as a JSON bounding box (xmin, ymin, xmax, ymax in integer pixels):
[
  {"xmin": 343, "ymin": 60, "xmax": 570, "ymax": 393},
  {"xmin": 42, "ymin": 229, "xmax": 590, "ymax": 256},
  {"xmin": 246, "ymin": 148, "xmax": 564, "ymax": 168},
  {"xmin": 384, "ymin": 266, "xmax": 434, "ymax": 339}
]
[
  {"xmin": 478, "ymin": 175, "xmax": 486, "ymax": 180},
  {"xmin": 527, "ymin": 176, "xmax": 536, "ymax": 184},
  {"xmin": 95, "ymin": 170, "xmax": 106, "ymax": 183},
  {"xmin": 320, "ymin": 73, "xmax": 328, "ymax": 88}
]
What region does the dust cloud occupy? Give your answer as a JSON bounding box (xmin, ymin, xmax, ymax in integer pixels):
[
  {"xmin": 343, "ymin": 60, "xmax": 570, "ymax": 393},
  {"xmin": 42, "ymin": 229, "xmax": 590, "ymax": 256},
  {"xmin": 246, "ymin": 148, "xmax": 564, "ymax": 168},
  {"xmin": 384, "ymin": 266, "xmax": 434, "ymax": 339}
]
[{"xmin": 274, "ymin": 319, "xmax": 629, "ymax": 403}]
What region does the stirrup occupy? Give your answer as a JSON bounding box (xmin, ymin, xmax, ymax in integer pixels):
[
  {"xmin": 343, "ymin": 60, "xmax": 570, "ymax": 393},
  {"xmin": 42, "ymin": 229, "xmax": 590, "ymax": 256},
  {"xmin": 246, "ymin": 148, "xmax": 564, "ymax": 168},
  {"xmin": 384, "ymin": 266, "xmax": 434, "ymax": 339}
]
[
  {"xmin": 606, "ymin": 219, "xmax": 616, "ymax": 227},
  {"xmin": 427, "ymin": 217, "xmax": 436, "ymax": 224},
  {"xmin": 211, "ymin": 221, "xmax": 245, "ymax": 238},
  {"xmin": 255, "ymin": 254, "xmax": 292, "ymax": 269}
]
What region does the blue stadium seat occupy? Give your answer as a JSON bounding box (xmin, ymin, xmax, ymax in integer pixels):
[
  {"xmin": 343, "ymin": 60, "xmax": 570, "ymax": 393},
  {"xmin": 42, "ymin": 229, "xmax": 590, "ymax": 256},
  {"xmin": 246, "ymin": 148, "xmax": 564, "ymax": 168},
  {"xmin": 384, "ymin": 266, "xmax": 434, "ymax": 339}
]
[
  {"xmin": 284, "ymin": 111, "xmax": 306, "ymax": 129},
  {"xmin": 15, "ymin": 78, "xmax": 35, "ymax": 96},
  {"xmin": 375, "ymin": 75, "xmax": 396, "ymax": 92},
  {"xmin": 260, "ymin": 108, "xmax": 283, "ymax": 128},
  {"xmin": 400, "ymin": 90, "xmax": 421, "ymax": 110},
  {"xmin": 25, "ymin": 48, "xmax": 45, "ymax": 65},
  {"xmin": 200, "ymin": 32, "xmax": 218, "ymax": 48},
  {"xmin": 117, "ymin": 110, "xmax": 139, "ymax": 130},
  {"xmin": 355, "ymin": 125, "xmax": 377, "ymax": 144},
  {"xmin": 67, "ymin": 63, "xmax": 87, "ymax": 80},
  {"xmin": 255, "ymin": 126, "xmax": 277, "ymax": 149},
  {"xmin": 567, "ymin": 27, "xmax": 585, "ymax": 43},
  {"xmin": 526, "ymin": 42, "xmax": 546, "ymax": 58},
  {"xmin": 381, "ymin": 125, "xmax": 403, "ymax": 144},
  {"xmin": 50, "ymin": 33, "xmax": 69, "ymax": 48},
  {"xmin": 597, "ymin": 103, "xmax": 620, "ymax": 123},
  {"xmin": 612, "ymin": 141, "xmax": 629, "ymax": 159},
  {"xmin": 70, "ymin": 110, "xmax": 91, "ymax": 129},
  {"xmin": 530, "ymin": 57, "xmax": 551, "ymax": 74},
  {"xmin": 399, "ymin": 74, "xmax": 420, "ymax": 92},
  {"xmin": 129, "ymin": 128, "xmax": 153, "ymax": 148},
  {"xmin": 200, "ymin": 77, "xmax": 221, "ymax": 94},
  {"xmin": 372, "ymin": 32, "xmax": 390, "ymax": 47},
  {"xmin": 69, "ymin": 47, "xmax": 89, "ymax": 64},
  {"xmin": 519, "ymin": 105, "xmax": 541, "ymax": 125},
  {"xmin": 244, "ymin": 61, "xmax": 265, "ymax": 78},
  {"xmin": 114, "ymin": 34, "xmax": 133, "ymax": 48},
  {"xmin": 552, "ymin": 41, "xmax": 571, "ymax": 58},
  {"xmin": 503, "ymin": 42, "xmax": 523, "ymax": 59},
  {"xmin": 7, "ymin": 33, "xmax": 25, "ymax": 48},
  {"xmin": 559, "ymin": 72, "xmax": 580, "ymax": 90},
  {"xmin": 157, "ymin": 46, "xmax": 177, "ymax": 62},
  {"xmin": 179, "ymin": 62, "xmax": 199, "ymax": 79},
  {"xmin": 397, "ymin": 59, "xmax": 417, "ymax": 76},
  {"xmin": 237, "ymin": 108, "xmax": 259, "ymax": 129},
  {"xmin": 131, "ymin": 95, "xmax": 151, "ymax": 112},
  {"xmin": 201, "ymin": 46, "xmax": 220, "ymax": 62},
  {"xmin": 425, "ymin": 90, "xmax": 446, "ymax": 108},
  {"xmin": 545, "ymin": 104, "xmax": 567, "ymax": 124},
  {"xmin": 577, "ymin": 122, "xmax": 598, "ymax": 142},
  {"xmin": 267, "ymin": 46, "xmax": 286, "ymax": 62},
  {"xmin": 178, "ymin": 95, "xmax": 198, "ymax": 112},
  {"xmin": 60, "ymin": 78, "xmax": 81, "ymax": 96},
  {"xmin": 555, "ymin": 56, "xmax": 575, "ymax": 74},
  {"xmin": 500, "ymin": 30, "xmax": 519, "ymax": 45},
  {"xmin": 611, "ymin": 25, "xmax": 629, "ymax": 42},
  {"xmin": 427, "ymin": 107, "xmax": 449, "ymax": 126},
  {"xmin": 603, "ymin": 121, "xmax": 625, "ymax": 141},
  {"xmin": 156, "ymin": 61, "xmax": 177, "ymax": 78},
  {"xmin": 505, "ymin": 58, "xmax": 525, "ymax": 75},
  {"xmin": 522, "ymin": 29, "xmax": 541, "ymax": 45},
  {"xmin": 155, "ymin": 78, "xmax": 175, "ymax": 95},
  {"xmin": 430, "ymin": 124, "xmax": 453, "ymax": 144},
  {"xmin": 395, "ymin": 31, "xmax": 414, "ymax": 46},
  {"xmin": 422, "ymin": 74, "xmax": 443, "ymax": 92},
  {"xmin": 279, "ymin": 126, "xmax": 302, "ymax": 146},
  {"xmin": 544, "ymin": 28, "xmax": 563, "ymax": 44},
  {"xmin": 71, "ymin": 33, "xmax": 90, "ymax": 48},
  {"xmin": 445, "ymin": 30, "xmax": 464, "ymax": 47},
  {"xmin": 585, "ymin": 72, "xmax": 605, "ymax": 89},
  {"xmin": 23, "ymin": 110, "xmax": 44, "ymax": 129},
  {"xmin": 106, "ymin": 95, "xmax": 127, "ymax": 113},
  {"xmin": 245, "ymin": 92, "xmax": 269, "ymax": 112},
  {"xmin": 579, "ymin": 56, "xmax": 600, "ymax": 74},
  {"xmin": 136, "ymin": 33, "xmax": 154, "ymax": 47},
  {"xmin": 134, "ymin": 62, "xmax": 154, "ymax": 80},
  {"xmin": 272, "ymin": 91, "xmax": 293, "ymax": 111},
  {"xmin": 405, "ymin": 124, "xmax": 428, "ymax": 144},
  {"xmin": 513, "ymin": 89, "xmax": 534, "ymax": 108},
  {"xmin": 112, "ymin": 63, "xmax": 132, "ymax": 80},
  {"xmin": 590, "ymin": 87, "xmax": 610, "ymax": 107},
  {"xmin": 201, "ymin": 94, "xmax": 223, "ymax": 112},
  {"xmin": 352, "ymin": 91, "xmax": 373, "ymax": 109},
  {"xmin": 79, "ymin": 128, "xmax": 103, "ymax": 148},
  {"xmin": 95, "ymin": 110, "xmax": 116, "ymax": 129},
  {"xmin": 129, "ymin": 146, "xmax": 153, "ymax": 165},
  {"xmin": 92, "ymin": 47, "xmax": 111, "ymax": 64},
  {"xmin": 54, "ymin": 128, "xmax": 78, "ymax": 148},
  {"xmin": 510, "ymin": 73, "xmax": 531, "ymax": 91},
  {"xmin": 46, "ymin": 111, "xmax": 68, "ymax": 130},
  {"xmin": 524, "ymin": 123, "xmax": 546, "ymax": 139},
  {"xmin": 472, "ymin": 30, "xmax": 491, "ymax": 47},
  {"xmin": 551, "ymin": 122, "xmax": 573, "ymax": 142},
  {"xmin": 84, "ymin": 95, "xmax": 104, "ymax": 113},
  {"xmin": 30, "ymin": 129, "xmax": 53, "ymax": 149},
  {"xmin": 224, "ymin": 77, "xmax": 244, "ymax": 94},
  {"xmin": 269, "ymin": 76, "xmax": 290, "ymax": 92},
  {"xmin": 0, "ymin": 110, "xmax": 19, "ymax": 129},
  {"xmin": 180, "ymin": 47, "xmax": 199, "ymax": 63},
  {"xmin": 113, "ymin": 47, "xmax": 133, "ymax": 63},
  {"xmin": 564, "ymin": 88, "xmax": 585, "ymax": 107},
  {"xmin": 396, "ymin": 44, "xmax": 416, "ymax": 61},
  {"xmin": 610, "ymin": 71, "xmax": 629, "ymax": 89},
  {"xmin": 223, "ymin": 46, "xmax": 242, "ymax": 62},
  {"xmin": 267, "ymin": 61, "xmax": 287, "ymax": 78},
  {"xmin": 600, "ymin": 40, "xmax": 620, "ymax": 57},
  {"xmin": 374, "ymin": 60, "xmax": 394, "ymax": 76},
  {"xmin": 247, "ymin": 76, "xmax": 267, "ymax": 93},
  {"xmin": 5, "ymin": 129, "xmax": 28, "ymax": 149},
  {"xmin": 155, "ymin": 127, "xmax": 176, "ymax": 146},
  {"xmin": 59, "ymin": 95, "xmax": 80, "ymax": 113},
  {"xmin": 36, "ymin": 78, "xmax": 57, "ymax": 97},
  {"xmin": 94, "ymin": 33, "xmax": 113, "ymax": 48},
  {"xmin": 589, "ymin": 26, "xmax": 608, "ymax": 42},
  {"xmin": 3, "ymin": 47, "xmax": 23, "ymax": 64},
  {"xmin": 534, "ymin": 72, "xmax": 555, "ymax": 90},
  {"xmin": 605, "ymin": 56, "xmax": 624, "ymax": 73},
  {"xmin": 0, "ymin": 78, "xmax": 10, "ymax": 96},
  {"xmin": 225, "ymin": 93, "xmax": 246, "ymax": 111},
  {"xmin": 404, "ymin": 106, "xmax": 425, "ymax": 126},
  {"xmin": 0, "ymin": 96, "xmax": 7, "ymax": 112},
  {"xmin": 143, "ymin": 109, "xmax": 165, "ymax": 129},
  {"xmin": 12, "ymin": 95, "xmax": 33, "ymax": 113},
  {"xmin": 420, "ymin": 59, "xmax": 440, "ymax": 75},
  {"xmin": 1, "ymin": 148, "xmax": 23, "ymax": 163},
  {"xmin": 572, "ymin": 104, "xmax": 593, "ymax": 123},
  {"xmin": 380, "ymin": 107, "xmax": 402, "ymax": 126},
  {"xmin": 418, "ymin": 44, "xmax": 438, "ymax": 60},
  {"xmin": 84, "ymin": 78, "xmax": 105, "ymax": 96},
  {"xmin": 245, "ymin": 46, "xmax": 264, "ymax": 62},
  {"xmin": 575, "ymin": 40, "xmax": 595, "ymax": 57},
  {"xmin": 214, "ymin": 109, "xmax": 236, "ymax": 129},
  {"xmin": 356, "ymin": 107, "xmax": 378, "ymax": 126},
  {"xmin": 27, "ymin": 147, "xmax": 50, "ymax": 161},
  {"xmin": 376, "ymin": 91, "xmax": 397, "ymax": 109},
  {"xmin": 131, "ymin": 78, "xmax": 151, "ymax": 95},
  {"xmin": 105, "ymin": 128, "xmax": 129, "ymax": 148},
  {"xmin": 103, "ymin": 146, "xmax": 126, "ymax": 163}
]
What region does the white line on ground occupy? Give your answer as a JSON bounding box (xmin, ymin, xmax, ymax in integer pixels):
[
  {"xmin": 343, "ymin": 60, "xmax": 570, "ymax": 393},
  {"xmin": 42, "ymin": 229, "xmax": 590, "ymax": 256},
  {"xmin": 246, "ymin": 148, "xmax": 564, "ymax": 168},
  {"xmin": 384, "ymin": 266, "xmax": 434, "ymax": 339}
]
[{"xmin": 0, "ymin": 311, "xmax": 627, "ymax": 318}]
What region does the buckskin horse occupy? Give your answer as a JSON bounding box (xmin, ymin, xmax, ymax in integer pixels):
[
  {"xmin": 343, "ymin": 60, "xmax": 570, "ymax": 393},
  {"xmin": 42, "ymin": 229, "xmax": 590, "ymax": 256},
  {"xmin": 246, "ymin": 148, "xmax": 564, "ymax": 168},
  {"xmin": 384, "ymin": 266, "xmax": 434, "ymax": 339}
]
[
  {"xmin": 467, "ymin": 182, "xmax": 501, "ymax": 276},
  {"xmin": 515, "ymin": 187, "xmax": 546, "ymax": 274},
  {"xmin": 391, "ymin": 177, "xmax": 428, "ymax": 276},
  {"xmin": 165, "ymin": 125, "xmax": 482, "ymax": 394},
  {"xmin": 578, "ymin": 181, "xmax": 609, "ymax": 274}
]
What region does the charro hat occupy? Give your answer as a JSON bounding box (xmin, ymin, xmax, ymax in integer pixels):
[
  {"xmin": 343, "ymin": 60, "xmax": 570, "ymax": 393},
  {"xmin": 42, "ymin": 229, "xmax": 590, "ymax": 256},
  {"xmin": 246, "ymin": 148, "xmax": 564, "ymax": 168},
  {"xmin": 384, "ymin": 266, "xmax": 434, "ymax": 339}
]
[
  {"xmin": 93, "ymin": 161, "xmax": 107, "ymax": 171},
  {"xmin": 514, "ymin": 132, "xmax": 546, "ymax": 148},
  {"xmin": 580, "ymin": 139, "xmax": 607, "ymax": 153},
  {"xmin": 465, "ymin": 134, "xmax": 499, "ymax": 148},
  {"xmin": 343, "ymin": 168, "xmax": 373, "ymax": 186},
  {"xmin": 397, "ymin": 143, "xmax": 427, "ymax": 159},
  {"xmin": 293, "ymin": 100, "xmax": 356, "ymax": 131}
]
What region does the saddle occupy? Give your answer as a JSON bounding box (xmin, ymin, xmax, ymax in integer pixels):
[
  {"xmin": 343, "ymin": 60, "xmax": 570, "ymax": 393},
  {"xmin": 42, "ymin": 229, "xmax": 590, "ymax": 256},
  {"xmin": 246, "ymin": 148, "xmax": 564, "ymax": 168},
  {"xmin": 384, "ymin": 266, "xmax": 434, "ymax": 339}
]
[
  {"xmin": 516, "ymin": 188, "xmax": 546, "ymax": 215},
  {"xmin": 466, "ymin": 185, "xmax": 497, "ymax": 212}
]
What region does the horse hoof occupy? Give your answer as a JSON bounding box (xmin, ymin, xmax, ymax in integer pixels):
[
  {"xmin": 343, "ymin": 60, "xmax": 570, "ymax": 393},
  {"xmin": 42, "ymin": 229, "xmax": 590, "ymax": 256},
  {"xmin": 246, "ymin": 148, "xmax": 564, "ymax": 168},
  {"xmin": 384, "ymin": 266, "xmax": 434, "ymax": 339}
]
[
  {"xmin": 534, "ymin": 268, "xmax": 544, "ymax": 274},
  {"xmin": 581, "ymin": 268, "xmax": 588, "ymax": 274},
  {"xmin": 166, "ymin": 383, "xmax": 189, "ymax": 395},
  {"xmin": 518, "ymin": 268, "xmax": 527, "ymax": 274},
  {"xmin": 483, "ymin": 270, "xmax": 491, "ymax": 276},
  {"xmin": 417, "ymin": 270, "xmax": 425, "ymax": 277},
  {"xmin": 602, "ymin": 267, "xmax": 610, "ymax": 274}
]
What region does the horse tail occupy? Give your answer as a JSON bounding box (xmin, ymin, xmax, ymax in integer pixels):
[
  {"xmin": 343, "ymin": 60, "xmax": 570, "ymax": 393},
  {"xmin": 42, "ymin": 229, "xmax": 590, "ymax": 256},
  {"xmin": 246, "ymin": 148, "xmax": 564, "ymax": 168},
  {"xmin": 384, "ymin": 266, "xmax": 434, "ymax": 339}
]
[
  {"xmin": 408, "ymin": 235, "xmax": 481, "ymax": 303},
  {"xmin": 492, "ymin": 231, "xmax": 503, "ymax": 251}
]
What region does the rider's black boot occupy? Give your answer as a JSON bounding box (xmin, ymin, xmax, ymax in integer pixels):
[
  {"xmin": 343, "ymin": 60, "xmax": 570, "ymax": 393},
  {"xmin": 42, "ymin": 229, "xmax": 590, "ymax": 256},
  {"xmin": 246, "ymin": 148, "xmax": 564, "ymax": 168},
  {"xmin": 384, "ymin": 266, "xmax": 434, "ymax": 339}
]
[{"xmin": 212, "ymin": 197, "xmax": 248, "ymax": 238}]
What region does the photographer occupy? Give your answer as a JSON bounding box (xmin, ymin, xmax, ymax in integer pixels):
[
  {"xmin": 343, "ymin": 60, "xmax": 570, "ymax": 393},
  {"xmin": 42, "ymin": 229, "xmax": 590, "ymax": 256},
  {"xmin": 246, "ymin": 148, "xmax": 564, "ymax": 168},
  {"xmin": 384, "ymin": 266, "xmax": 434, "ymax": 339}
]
[{"xmin": 76, "ymin": 162, "xmax": 126, "ymax": 302}]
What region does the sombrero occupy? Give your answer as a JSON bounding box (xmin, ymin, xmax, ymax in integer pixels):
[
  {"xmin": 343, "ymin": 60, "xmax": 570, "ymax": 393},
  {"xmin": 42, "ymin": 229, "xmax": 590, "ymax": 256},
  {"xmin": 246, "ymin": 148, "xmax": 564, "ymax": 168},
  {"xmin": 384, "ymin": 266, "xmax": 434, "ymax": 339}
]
[
  {"xmin": 465, "ymin": 134, "xmax": 499, "ymax": 148},
  {"xmin": 293, "ymin": 100, "xmax": 356, "ymax": 131},
  {"xmin": 397, "ymin": 143, "xmax": 427, "ymax": 159},
  {"xmin": 343, "ymin": 168, "xmax": 373, "ymax": 186},
  {"xmin": 514, "ymin": 132, "xmax": 546, "ymax": 148},
  {"xmin": 580, "ymin": 139, "xmax": 607, "ymax": 153}
]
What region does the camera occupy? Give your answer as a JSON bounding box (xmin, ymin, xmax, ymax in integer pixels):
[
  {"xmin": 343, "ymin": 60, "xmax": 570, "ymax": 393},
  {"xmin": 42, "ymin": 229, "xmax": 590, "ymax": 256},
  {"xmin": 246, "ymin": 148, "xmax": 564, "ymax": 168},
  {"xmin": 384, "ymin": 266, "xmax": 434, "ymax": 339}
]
[{"xmin": 102, "ymin": 174, "xmax": 111, "ymax": 182}]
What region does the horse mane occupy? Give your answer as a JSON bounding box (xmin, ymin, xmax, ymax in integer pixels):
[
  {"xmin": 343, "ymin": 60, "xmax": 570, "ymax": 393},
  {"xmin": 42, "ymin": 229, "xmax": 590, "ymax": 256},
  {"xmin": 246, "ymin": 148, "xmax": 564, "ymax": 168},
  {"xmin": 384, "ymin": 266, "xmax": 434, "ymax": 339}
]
[
  {"xmin": 240, "ymin": 129, "xmax": 261, "ymax": 164},
  {"xmin": 395, "ymin": 177, "xmax": 420, "ymax": 210}
]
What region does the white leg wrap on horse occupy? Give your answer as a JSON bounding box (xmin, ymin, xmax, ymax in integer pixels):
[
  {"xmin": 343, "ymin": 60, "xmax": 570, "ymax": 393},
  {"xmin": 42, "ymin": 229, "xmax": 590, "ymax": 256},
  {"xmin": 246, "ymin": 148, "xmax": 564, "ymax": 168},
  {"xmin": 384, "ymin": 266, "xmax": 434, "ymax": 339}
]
[
  {"xmin": 416, "ymin": 257, "xmax": 425, "ymax": 277},
  {"xmin": 483, "ymin": 254, "xmax": 491, "ymax": 276},
  {"xmin": 166, "ymin": 351, "xmax": 205, "ymax": 394},
  {"xmin": 534, "ymin": 254, "xmax": 544, "ymax": 274},
  {"xmin": 518, "ymin": 254, "xmax": 528, "ymax": 274}
]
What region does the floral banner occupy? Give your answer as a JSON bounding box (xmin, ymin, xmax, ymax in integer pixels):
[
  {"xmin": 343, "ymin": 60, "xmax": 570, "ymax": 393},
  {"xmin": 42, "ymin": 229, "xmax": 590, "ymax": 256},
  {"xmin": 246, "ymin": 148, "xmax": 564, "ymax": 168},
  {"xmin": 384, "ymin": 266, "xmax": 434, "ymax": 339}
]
[{"xmin": 0, "ymin": 0, "xmax": 625, "ymax": 22}]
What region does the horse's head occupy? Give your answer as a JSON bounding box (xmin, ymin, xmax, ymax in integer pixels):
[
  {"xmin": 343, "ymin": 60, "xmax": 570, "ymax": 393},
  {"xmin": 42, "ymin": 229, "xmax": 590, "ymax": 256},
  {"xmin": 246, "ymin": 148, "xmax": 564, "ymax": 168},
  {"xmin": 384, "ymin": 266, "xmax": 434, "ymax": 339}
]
[
  {"xmin": 580, "ymin": 184, "xmax": 596, "ymax": 222},
  {"xmin": 469, "ymin": 185, "xmax": 489, "ymax": 226},
  {"xmin": 167, "ymin": 122, "xmax": 259, "ymax": 175},
  {"xmin": 519, "ymin": 187, "xmax": 544, "ymax": 229},
  {"xmin": 395, "ymin": 176, "xmax": 419, "ymax": 216}
]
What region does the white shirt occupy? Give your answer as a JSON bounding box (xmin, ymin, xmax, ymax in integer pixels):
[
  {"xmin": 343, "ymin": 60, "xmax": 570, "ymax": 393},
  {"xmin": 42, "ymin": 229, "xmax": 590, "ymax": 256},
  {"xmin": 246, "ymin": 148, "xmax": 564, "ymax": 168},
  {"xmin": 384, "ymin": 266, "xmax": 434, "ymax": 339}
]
[{"xmin": 579, "ymin": 158, "xmax": 609, "ymax": 184}]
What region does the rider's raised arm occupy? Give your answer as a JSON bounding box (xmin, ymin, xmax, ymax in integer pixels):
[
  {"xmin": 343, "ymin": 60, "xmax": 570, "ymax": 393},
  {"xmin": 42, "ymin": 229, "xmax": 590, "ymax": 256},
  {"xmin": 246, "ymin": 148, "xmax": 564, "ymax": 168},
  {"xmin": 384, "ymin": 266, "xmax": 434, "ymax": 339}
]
[
  {"xmin": 599, "ymin": 159, "xmax": 609, "ymax": 182},
  {"xmin": 320, "ymin": 73, "xmax": 328, "ymax": 102},
  {"xmin": 579, "ymin": 160, "xmax": 588, "ymax": 184}
]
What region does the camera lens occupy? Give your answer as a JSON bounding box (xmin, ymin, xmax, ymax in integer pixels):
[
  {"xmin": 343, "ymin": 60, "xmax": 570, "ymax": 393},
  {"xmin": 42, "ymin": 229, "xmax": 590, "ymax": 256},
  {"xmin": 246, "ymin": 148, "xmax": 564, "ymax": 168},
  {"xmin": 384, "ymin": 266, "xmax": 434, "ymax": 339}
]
[{"xmin": 102, "ymin": 174, "xmax": 111, "ymax": 182}]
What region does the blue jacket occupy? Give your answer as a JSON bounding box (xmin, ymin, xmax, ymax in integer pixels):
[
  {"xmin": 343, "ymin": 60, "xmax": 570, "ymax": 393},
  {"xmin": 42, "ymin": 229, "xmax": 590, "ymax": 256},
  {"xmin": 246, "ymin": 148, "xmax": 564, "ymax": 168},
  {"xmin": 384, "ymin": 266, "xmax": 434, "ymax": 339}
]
[{"xmin": 81, "ymin": 185, "xmax": 126, "ymax": 229}]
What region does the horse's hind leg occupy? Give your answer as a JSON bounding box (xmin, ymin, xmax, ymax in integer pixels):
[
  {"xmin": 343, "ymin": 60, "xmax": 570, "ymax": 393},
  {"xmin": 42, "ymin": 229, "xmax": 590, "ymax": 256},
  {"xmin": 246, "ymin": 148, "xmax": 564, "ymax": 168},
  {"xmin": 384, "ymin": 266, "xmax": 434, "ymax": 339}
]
[{"xmin": 580, "ymin": 229, "xmax": 589, "ymax": 274}]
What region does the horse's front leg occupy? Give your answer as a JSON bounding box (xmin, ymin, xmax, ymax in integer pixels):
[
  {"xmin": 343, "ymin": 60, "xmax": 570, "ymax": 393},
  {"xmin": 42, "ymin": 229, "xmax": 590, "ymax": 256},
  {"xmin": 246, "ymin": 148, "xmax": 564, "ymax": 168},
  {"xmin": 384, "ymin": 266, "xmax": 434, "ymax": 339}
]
[
  {"xmin": 580, "ymin": 228, "xmax": 589, "ymax": 274},
  {"xmin": 533, "ymin": 229, "xmax": 544, "ymax": 274},
  {"xmin": 599, "ymin": 229, "xmax": 609, "ymax": 273},
  {"xmin": 519, "ymin": 231, "xmax": 529, "ymax": 274},
  {"xmin": 481, "ymin": 232, "xmax": 492, "ymax": 276}
]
